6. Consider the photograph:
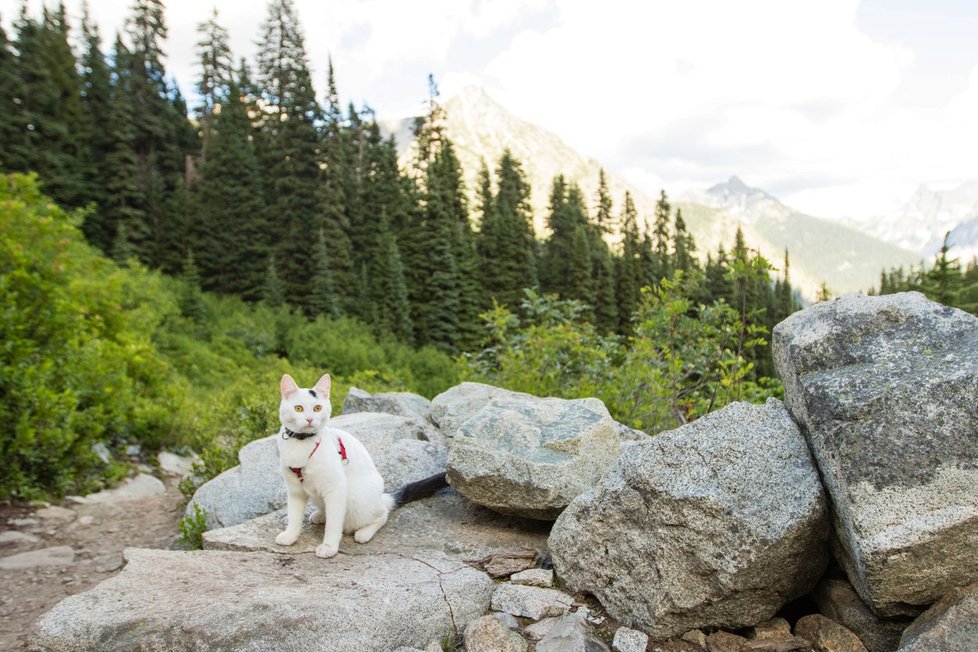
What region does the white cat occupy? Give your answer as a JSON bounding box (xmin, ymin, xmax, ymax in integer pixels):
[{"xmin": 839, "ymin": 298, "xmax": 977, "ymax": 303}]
[{"xmin": 274, "ymin": 373, "xmax": 445, "ymax": 559}]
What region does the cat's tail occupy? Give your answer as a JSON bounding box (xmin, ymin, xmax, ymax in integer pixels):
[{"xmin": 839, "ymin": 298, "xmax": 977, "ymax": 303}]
[{"xmin": 386, "ymin": 473, "xmax": 449, "ymax": 509}]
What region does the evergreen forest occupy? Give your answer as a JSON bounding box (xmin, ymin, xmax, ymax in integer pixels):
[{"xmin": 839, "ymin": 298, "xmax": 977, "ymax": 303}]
[{"xmin": 7, "ymin": 0, "xmax": 968, "ymax": 500}]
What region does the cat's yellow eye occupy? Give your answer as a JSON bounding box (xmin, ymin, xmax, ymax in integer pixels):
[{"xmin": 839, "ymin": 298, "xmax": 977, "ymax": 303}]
[
  {"xmin": 294, "ymin": 405, "xmax": 304, "ymax": 413},
  {"xmin": 313, "ymin": 405, "xmax": 322, "ymax": 412}
]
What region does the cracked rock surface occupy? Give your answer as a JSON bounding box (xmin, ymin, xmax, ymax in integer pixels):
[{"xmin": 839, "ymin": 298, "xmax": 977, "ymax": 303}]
[{"xmin": 29, "ymin": 547, "xmax": 494, "ymax": 652}]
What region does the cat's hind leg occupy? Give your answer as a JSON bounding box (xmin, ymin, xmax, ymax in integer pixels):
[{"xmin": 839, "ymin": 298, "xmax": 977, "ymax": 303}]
[{"xmin": 353, "ymin": 508, "xmax": 389, "ymax": 544}]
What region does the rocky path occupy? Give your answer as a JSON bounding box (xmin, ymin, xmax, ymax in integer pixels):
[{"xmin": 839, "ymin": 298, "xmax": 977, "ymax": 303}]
[{"xmin": 0, "ymin": 467, "xmax": 187, "ymax": 651}]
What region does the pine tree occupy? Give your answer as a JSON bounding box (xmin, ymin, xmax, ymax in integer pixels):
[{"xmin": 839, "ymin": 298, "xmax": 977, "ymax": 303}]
[
  {"xmin": 255, "ymin": 0, "xmax": 324, "ymax": 307},
  {"xmin": 194, "ymin": 74, "xmax": 268, "ymax": 299},
  {"xmin": 179, "ymin": 250, "xmax": 208, "ymax": 323},
  {"xmin": 652, "ymin": 189, "xmax": 673, "ymax": 280},
  {"xmin": 78, "ymin": 3, "xmax": 113, "ymax": 211},
  {"xmin": 615, "ymin": 191, "xmax": 643, "ymax": 333},
  {"xmin": 477, "ymin": 149, "xmax": 537, "ymax": 309},
  {"xmin": 318, "ymin": 56, "xmax": 357, "ymax": 312},
  {"xmin": 0, "ymin": 19, "xmax": 29, "ymax": 172},
  {"xmin": 262, "ymin": 254, "xmax": 286, "ymax": 306},
  {"xmin": 98, "ymin": 35, "xmax": 146, "ymax": 256},
  {"xmin": 923, "ymin": 232, "xmax": 962, "ymax": 306},
  {"xmin": 194, "ymin": 7, "xmax": 232, "ymax": 123},
  {"xmin": 672, "ymin": 208, "xmax": 696, "ymax": 273},
  {"xmin": 368, "ymin": 219, "xmax": 413, "ymax": 341},
  {"xmin": 306, "ymin": 229, "xmax": 339, "ymax": 318}
]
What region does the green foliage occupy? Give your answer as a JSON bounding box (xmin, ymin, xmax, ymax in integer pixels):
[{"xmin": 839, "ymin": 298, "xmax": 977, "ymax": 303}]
[
  {"xmin": 466, "ymin": 275, "xmax": 781, "ymax": 436},
  {"xmin": 178, "ymin": 503, "xmax": 208, "ymax": 550}
]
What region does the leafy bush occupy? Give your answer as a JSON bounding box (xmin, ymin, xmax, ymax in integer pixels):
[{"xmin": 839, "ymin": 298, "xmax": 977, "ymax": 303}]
[{"xmin": 466, "ymin": 276, "xmax": 782, "ymax": 435}]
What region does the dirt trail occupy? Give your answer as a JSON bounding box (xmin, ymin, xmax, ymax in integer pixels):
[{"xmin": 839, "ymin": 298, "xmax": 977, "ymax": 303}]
[{"xmin": 0, "ymin": 472, "xmax": 186, "ymax": 651}]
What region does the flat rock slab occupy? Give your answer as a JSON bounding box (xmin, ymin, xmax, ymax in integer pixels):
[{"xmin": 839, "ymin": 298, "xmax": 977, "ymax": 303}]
[
  {"xmin": 773, "ymin": 292, "xmax": 978, "ymax": 615},
  {"xmin": 82, "ymin": 474, "xmax": 165, "ymax": 503},
  {"xmin": 203, "ymin": 489, "xmax": 551, "ymax": 561},
  {"xmin": 0, "ymin": 546, "xmax": 74, "ymax": 570},
  {"xmin": 30, "ymin": 547, "xmax": 494, "ymax": 652}
]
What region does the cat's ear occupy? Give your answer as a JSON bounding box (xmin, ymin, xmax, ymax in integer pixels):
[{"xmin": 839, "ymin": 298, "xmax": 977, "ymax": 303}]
[
  {"xmin": 313, "ymin": 374, "xmax": 331, "ymax": 397},
  {"xmin": 280, "ymin": 374, "xmax": 300, "ymax": 399}
]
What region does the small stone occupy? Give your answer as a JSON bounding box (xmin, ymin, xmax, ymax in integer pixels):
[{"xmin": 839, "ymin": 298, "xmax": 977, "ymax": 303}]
[
  {"xmin": 491, "ymin": 583, "xmax": 574, "ymax": 621},
  {"xmin": 493, "ymin": 612, "xmax": 520, "ymax": 630},
  {"xmin": 78, "ymin": 516, "xmax": 94, "ymax": 526},
  {"xmin": 94, "ymin": 553, "xmax": 125, "ymax": 573},
  {"xmin": 35, "ymin": 506, "xmax": 77, "ymax": 522},
  {"xmin": 795, "ymin": 614, "xmax": 868, "ymax": 652},
  {"xmin": 706, "ymin": 630, "xmax": 750, "ymax": 651},
  {"xmin": 11, "ymin": 518, "xmax": 39, "ymax": 527},
  {"xmin": 0, "ymin": 531, "xmax": 40, "ymax": 545},
  {"xmin": 744, "ymin": 636, "xmax": 813, "ymax": 651},
  {"xmin": 510, "ymin": 568, "xmax": 554, "ymax": 587},
  {"xmin": 85, "ymin": 473, "xmax": 165, "ymax": 503},
  {"xmin": 125, "ymin": 444, "xmax": 141, "ymax": 457},
  {"xmin": 525, "ymin": 617, "xmax": 560, "ymax": 641},
  {"xmin": 750, "ymin": 617, "xmax": 792, "ymax": 640},
  {"xmin": 158, "ymin": 451, "xmax": 196, "ymax": 477},
  {"xmin": 477, "ymin": 547, "xmax": 538, "ymax": 578},
  {"xmin": 613, "ymin": 626, "xmax": 650, "ymax": 652},
  {"xmin": 536, "ymin": 611, "xmax": 610, "ymax": 652},
  {"xmin": 0, "ymin": 545, "xmax": 74, "ymax": 570},
  {"xmin": 464, "ymin": 615, "xmax": 528, "ymax": 652},
  {"xmin": 681, "ymin": 629, "xmax": 708, "ymax": 648},
  {"xmin": 91, "ymin": 442, "xmax": 112, "ymax": 464}
]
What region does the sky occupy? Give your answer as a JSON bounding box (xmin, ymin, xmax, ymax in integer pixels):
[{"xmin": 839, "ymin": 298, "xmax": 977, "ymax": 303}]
[{"xmin": 3, "ymin": 0, "xmax": 978, "ymax": 221}]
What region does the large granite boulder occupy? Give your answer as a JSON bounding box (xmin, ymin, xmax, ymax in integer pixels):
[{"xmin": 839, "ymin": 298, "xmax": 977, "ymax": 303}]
[
  {"xmin": 897, "ymin": 581, "xmax": 978, "ymax": 651},
  {"xmin": 29, "ymin": 548, "xmax": 494, "ymax": 651},
  {"xmin": 773, "ymin": 292, "xmax": 978, "ymax": 615},
  {"xmin": 442, "ymin": 387, "xmax": 620, "ymax": 520},
  {"xmin": 187, "ymin": 412, "xmax": 438, "ymax": 529},
  {"xmin": 342, "ymin": 387, "xmax": 443, "ymax": 442},
  {"xmin": 431, "ymin": 382, "xmax": 517, "ymax": 437},
  {"xmin": 549, "ymin": 399, "xmax": 829, "ymax": 640}
]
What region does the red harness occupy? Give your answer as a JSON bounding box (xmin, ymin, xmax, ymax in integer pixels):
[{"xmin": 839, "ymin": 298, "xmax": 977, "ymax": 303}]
[{"xmin": 289, "ymin": 437, "xmax": 348, "ymax": 481}]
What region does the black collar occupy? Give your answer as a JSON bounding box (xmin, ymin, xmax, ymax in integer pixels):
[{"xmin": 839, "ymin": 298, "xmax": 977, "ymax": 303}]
[{"xmin": 282, "ymin": 427, "xmax": 318, "ymax": 440}]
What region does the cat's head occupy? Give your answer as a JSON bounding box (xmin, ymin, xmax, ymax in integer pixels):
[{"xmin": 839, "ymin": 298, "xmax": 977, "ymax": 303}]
[{"xmin": 279, "ymin": 374, "xmax": 332, "ymax": 434}]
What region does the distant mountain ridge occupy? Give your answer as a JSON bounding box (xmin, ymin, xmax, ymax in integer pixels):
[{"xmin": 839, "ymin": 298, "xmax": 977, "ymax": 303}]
[
  {"xmin": 850, "ymin": 181, "xmax": 978, "ymax": 262},
  {"xmin": 384, "ymin": 86, "xmax": 921, "ymax": 301}
]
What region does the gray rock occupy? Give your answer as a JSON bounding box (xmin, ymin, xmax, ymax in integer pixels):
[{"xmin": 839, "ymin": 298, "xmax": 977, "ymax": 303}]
[
  {"xmin": 0, "ymin": 545, "xmax": 74, "ymax": 570},
  {"xmin": 203, "ymin": 488, "xmax": 550, "ymax": 561},
  {"xmin": 493, "ymin": 612, "xmax": 521, "ymax": 630},
  {"xmin": 343, "ymin": 387, "xmax": 432, "ymax": 422},
  {"xmin": 331, "ymin": 412, "xmax": 426, "ymax": 456},
  {"xmin": 549, "ymin": 399, "xmax": 829, "ymax": 640},
  {"xmin": 374, "ymin": 438, "xmax": 447, "ymax": 493},
  {"xmin": 536, "ymin": 611, "xmax": 610, "ymax": 652},
  {"xmin": 431, "ymin": 382, "xmax": 518, "ymax": 436},
  {"xmin": 772, "ymin": 292, "xmax": 978, "ymax": 615},
  {"xmin": 31, "ymin": 547, "xmax": 494, "ymax": 651},
  {"xmin": 464, "ymin": 615, "xmax": 528, "ymax": 652},
  {"xmin": 91, "ymin": 442, "xmax": 111, "ymax": 464},
  {"xmin": 897, "ymin": 581, "xmax": 978, "ymax": 651},
  {"xmin": 510, "ymin": 568, "xmax": 554, "ymax": 587},
  {"xmin": 0, "ymin": 530, "xmax": 40, "ymax": 545},
  {"xmin": 795, "ymin": 614, "xmax": 868, "ymax": 652},
  {"xmin": 613, "ymin": 626, "xmax": 650, "ymax": 652},
  {"xmin": 187, "ymin": 412, "xmax": 434, "ymax": 529},
  {"xmin": 84, "ymin": 473, "xmax": 165, "ymax": 504},
  {"xmin": 525, "ymin": 617, "xmax": 561, "ymax": 641},
  {"xmin": 446, "ymin": 391, "xmax": 619, "ymax": 520},
  {"xmin": 186, "ymin": 436, "xmax": 284, "ymax": 529},
  {"xmin": 35, "ymin": 506, "xmax": 76, "ymax": 521},
  {"xmin": 813, "ymin": 578, "xmax": 909, "ymax": 652},
  {"xmin": 491, "ymin": 583, "xmax": 575, "ymax": 621},
  {"xmin": 158, "ymin": 451, "xmax": 196, "ymax": 478},
  {"xmin": 750, "ymin": 617, "xmax": 793, "ymax": 640}
]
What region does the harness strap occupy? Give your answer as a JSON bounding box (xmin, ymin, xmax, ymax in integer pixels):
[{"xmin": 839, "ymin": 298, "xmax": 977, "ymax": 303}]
[{"xmin": 289, "ymin": 437, "xmax": 348, "ymax": 481}]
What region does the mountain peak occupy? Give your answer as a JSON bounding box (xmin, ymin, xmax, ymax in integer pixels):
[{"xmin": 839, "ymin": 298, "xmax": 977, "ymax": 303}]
[{"xmin": 707, "ymin": 175, "xmax": 760, "ymax": 198}]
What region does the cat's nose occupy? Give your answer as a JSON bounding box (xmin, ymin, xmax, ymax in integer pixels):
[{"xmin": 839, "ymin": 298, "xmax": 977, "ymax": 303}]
[{"xmin": 306, "ymin": 417, "xmax": 314, "ymax": 425}]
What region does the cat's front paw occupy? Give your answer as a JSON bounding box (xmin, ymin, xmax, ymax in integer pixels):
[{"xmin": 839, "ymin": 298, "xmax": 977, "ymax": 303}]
[
  {"xmin": 309, "ymin": 510, "xmax": 325, "ymax": 525},
  {"xmin": 275, "ymin": 531, "xmax": 299, "ymax": 546},
  {"xmin": 315, "ymin": 543, "xmax": 339, "ymax": 558}
]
